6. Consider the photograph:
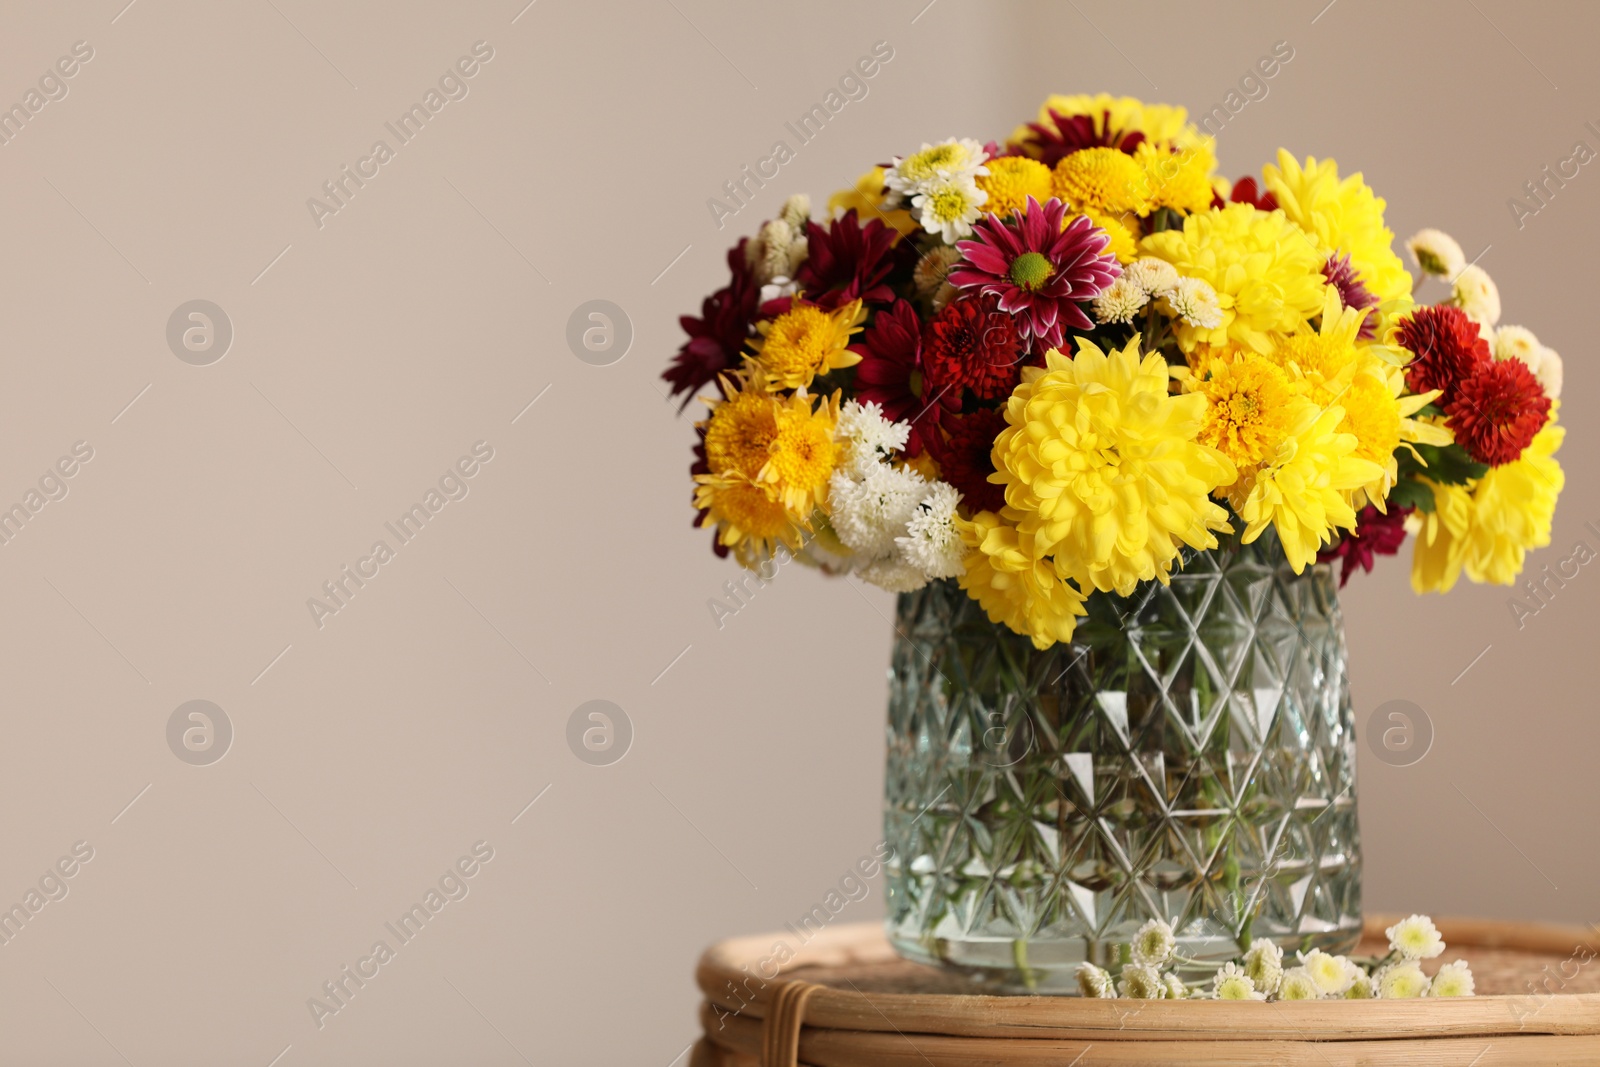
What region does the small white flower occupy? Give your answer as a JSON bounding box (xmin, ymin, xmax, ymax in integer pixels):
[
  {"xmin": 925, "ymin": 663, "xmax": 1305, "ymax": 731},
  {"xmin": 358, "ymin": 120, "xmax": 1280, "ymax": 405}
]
[
  {"xmin": 1277, "ymin": 966, "xmax": 1322, "ymax": 1001},
  {"xmin": 1076, "ymin": 961, "xmax": 1117, "ymax": 998},
  {"xmin": 1449, "ymin": 264, "xmax": 1501, "ymax": 326},
  {"xmin": 884, "ymin": 137, "xmax": 989, "ymax": 203},
  {"xmin": 759, "ymin": 276, "xmax": 799, "ymax": 305},
  {"xmin": 1160, "ymin": 276, "xmax": 1224, "ymax": 329},
  {"xmin": 896, "ymin": 481, "xmax": 966, "ymax": 580},
  {"xmin": 1092, "ymin": 276, "xmax": 1150, "ymax": 324},
  {"xmin": 1161, "ymin": 972, "xmax": 1188, "ymax": 999},
  {"xmin": 836, "ymin": 400, "xmax": 911, "ymax": 478},
  {"xmin": 1430, "ymin": 959, "xmax": 1476, "ymax": 997},
  {"xmin": 1492, "ymin": 324, "xmax": 1541, "ymax": 364},
  {"xmin": 1242, "ymin": 939, "xmax": 1284, "ymax": 996},
  {"xmin": 778, "ymin": 193, "xmax": 811, "ymax": 234},
  {"xmin": 1118, "ymin": 964, "xmax": 1166, "ymax": 999},
  {"xmin": 1124, "ymin": 257, "xmax": 1180, "ymax": 296},
  {"xmin": 1534, "ymin": 346, "xmax": 1563, "ymax": 399},
  {"xmin": 1298, "ymin": 949, "xmax": 1356, "ymax": 996},
  {"xmin": 829, "ymin": 463, "xmax": 925, "ymax": 559},
  {"xmin": 749, "ymin": 217, "xmax": 808, "ymax": 286},
  {"xmin": 1386, "ymin": 914, "xmax": 1446, "ymax": 960},
  {"xmin": 1212, "ymin": 962, "xmax": 1265, "ymax": 1001},
  {"xmin": 1344, "ymin": 972, "xmax": 1375, "ymax": 999},
  {"xmin": 913, "ymin": 245, "xmax": 962, "ymax": 295},
  {"xmin": 1129, "ymin": 919, "xmax": 1177, "ymax": 968},
  {"xmin": 857, "ymin": 553, "xmax": 928, "ymax": 593},
  {"xmin": 1405, "ymin": 228, "xmax": 1466, "ymax": 278},
  {"xmin": 1375, "ymin": 960, "xmax": 1431, "ymax": 999},
  {"xmin": 912, "ymin": 176, "xmax": 988, "ymax": 244}
]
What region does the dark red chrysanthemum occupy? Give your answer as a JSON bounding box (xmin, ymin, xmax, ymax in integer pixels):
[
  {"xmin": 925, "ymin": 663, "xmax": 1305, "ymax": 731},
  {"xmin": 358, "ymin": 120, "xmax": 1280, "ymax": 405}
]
[
  {"xmin": 927, "ymin": 407, "xmax": 1008, "ymax": 514},
  {"xmin": 663, "ymin": 239, "xmax": 759, "ymax": 410},
  {"xmin": 1228, "ymin": 176, "xmax": 1279, "ymax": 212},
  {"xmin": 794, "ymin": 210, "xmax": 911, "ymax": 311},
  {"xmin": 1445, "ymin": 358, "xmax": 1552, "ymax": 466},
  {"xmin": 850, "ymin": 299, "xmax": 934, "ymax": 454},
  {"xmin": 922, "ymin": 294, "xmax": 1026, "ymax": 407},
  {"xmin": 1318, "ymin": 504, "xmax": 1411, "ymax": 587},
  {"xmin": 1395, "ymin": 305, "xmax": 1491, "ymax": 406},
  {"xmin": 1323, "ymin": 253, "xmax": 1380, "ymax": 340},
  {"xmin": 1014, "ymin": 108, "xmax": 1145, "ymax": 167}
]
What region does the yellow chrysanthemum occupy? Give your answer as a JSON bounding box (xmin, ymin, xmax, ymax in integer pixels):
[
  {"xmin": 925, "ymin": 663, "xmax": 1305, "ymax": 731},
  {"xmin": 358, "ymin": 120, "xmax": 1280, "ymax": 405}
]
[
  {"xmin": 955, "ymin": 510, "xmax": 1088, "ymax": 649},
  {"xmin": 990, "ymin": 335, "xmax": 1237, "ymax": 596},
  {"xmin": 1052, "ymin": 147, "xmax": 1147, "ymax": 216},
  {"xmin": 1072, "ymin": 207, "xmax": 1139, "ymax": 263},
  {"xmin": 746, "ymin": 299, "xmax": 865, "ymax": 391},
  {"xmin": 761, "ymin": 390, "xmax": 840, "ymax": 517},
  {"xmin": 1140, "ymin": 203, "xmax": 1328, "ymax": 354},
  {"xmin": 828, "ymin": 168, "xmax": 917, "ymax": 236},
  {"xmin": 694, "ymin": 472, "xmax": 799, "ymax": 567},
  {"xmin": 975, "ymin": 156, "xmax": 1052, "ymax": 220},
  {"xmin": 1411, "ymin": 415, "xmax": 1565, "ymax": 592},
  {"xmin": 1011, "ymin": 94, "xmax": 1203, "ymax": 155},
  {"xmin": 1193, "ymin": 351, "xmax": 1295, "ymax": 470},
  {"xmin": 1262, "ymin": 149, "xmax": 1413, "ymax": 305},
  {"xmin": 1135, "ymin": 140, "xmax": 1218, "ymax": 215},
  {"xmin": 1238, "ymin": 399, "xmax": 1385, "ymax": 573}
]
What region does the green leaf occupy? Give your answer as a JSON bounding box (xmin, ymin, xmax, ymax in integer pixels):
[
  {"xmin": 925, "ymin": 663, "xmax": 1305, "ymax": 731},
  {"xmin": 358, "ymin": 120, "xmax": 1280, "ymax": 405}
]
[
  {"xmin": 1409, "ymin": 442, "xmax": 1487, "ymax": 486},
  {"xmin": 1388, "ymin": 479, "xmax": 1434, "ymax": 514}
]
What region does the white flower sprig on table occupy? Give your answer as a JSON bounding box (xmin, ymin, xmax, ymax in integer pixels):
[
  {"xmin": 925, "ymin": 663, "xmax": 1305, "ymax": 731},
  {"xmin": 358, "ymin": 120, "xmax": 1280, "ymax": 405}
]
[{"xmin": 1075, "ymin": 916, "xmax": 1475, "ymax": 1001}]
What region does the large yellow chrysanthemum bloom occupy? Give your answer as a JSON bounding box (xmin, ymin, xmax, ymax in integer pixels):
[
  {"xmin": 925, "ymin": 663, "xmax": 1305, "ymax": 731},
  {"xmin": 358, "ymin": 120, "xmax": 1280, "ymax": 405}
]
[
  {"xmin": 1262, "ymin": 149, "xmax": 1413, "ymax": 305},
  {"xmin": 1135, "ymin": 140, "xmax": 1218, "ymax": 215},
  {"xmin": 1237, "ymin": 399, "xmax": 1385, "ymax": 573},
  {"xmin": 956, "ymin": 510, "xmax": 1088, "ymax": 650},
  {"xmin": 990, "ymin": 335, "xmax": 1237, "ymax": 596},
  {"xmin": 1411, "ymin": 415, "xmax": 1565, "ymax": 592},
  {"xmin": 1011, "ymin": 94, "xmax": 1204, "ymax": 154},
  {"xmin": 1140, "ymin": 203, "xmax": 1328, "ymax": 354},
  {"xmin": 1191, "ymin": 350, "xmax": 1295, "ymax": 471},
  {"xmin": 747, "ymin": 299, "xmax": 865, "ymax": 392},
  {"xmin": 828, "ymin": 168, "xmax": 917, "ymax": 236},
  {"xmin": 976, "ymin": 156, "xmax": 1053, "ymax": 220},
  {"xmin": 1053, "ymin": 147, "xmax": 1147, "ymax": 216}
]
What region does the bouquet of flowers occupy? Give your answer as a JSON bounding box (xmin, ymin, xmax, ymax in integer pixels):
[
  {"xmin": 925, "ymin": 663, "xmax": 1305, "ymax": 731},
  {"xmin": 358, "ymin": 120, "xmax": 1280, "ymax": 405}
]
[{"xmin": 663, "ymin": 93, "xmax": 1566, "ymax": 649}]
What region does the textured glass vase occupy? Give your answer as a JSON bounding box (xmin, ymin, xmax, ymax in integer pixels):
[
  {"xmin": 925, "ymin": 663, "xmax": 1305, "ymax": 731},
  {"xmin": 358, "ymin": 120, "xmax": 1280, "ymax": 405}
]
[{"xmin": 883, "ymin": 532, "xmax": 1361, "ymax": 992}]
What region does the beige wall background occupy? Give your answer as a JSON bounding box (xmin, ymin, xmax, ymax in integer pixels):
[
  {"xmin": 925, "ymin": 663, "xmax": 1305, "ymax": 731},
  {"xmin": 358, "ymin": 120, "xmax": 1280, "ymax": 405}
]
[{"xmin": 0, "ymin": 1, "xmax": 1593, "ymax": 1063}]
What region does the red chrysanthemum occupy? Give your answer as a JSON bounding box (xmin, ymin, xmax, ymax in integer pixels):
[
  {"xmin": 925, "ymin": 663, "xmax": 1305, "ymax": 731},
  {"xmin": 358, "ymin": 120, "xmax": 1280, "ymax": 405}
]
[
  {"xmin": 850, "ymin": 299, "xmax": 934, "ymax": 454},
  {"xmin": 949, "ymin": 197, "xmax": 1120, "ymax": 353},
  {"xmin": 1395, "ymin": 305, "xmax": 1491, "ymax": 406},
  {"xmin": 1014, "ymin": 108, "xmax": 1144, "ymax": 168},
  {"xmin": 927, "ymin": 407, "xmax": 1008, "ymax": 514},
  {"xmin": 1445, "ymin": 358, "xmax": 1552, "ymax": 466},
  {"xmin": 663, "ymin": 240, "xmax": 759, "ymax": 410},
  {"xmin": 1323, "ymin": 253, "xmax": 1379, "ymax": 340},
  {"xmin": 922, "ymin": 294, "xmax": 1026, "ymax": 408},
  {"xmin": 1318, "ymin": 504, "xmax": 1410, "ymax": 587},
  {"xmin": 1228, "ymin": 176, "xmax": 1279, "ymax": 212},
  {"xmin": 794, "ymin": 210, "xmax": 910, "ymax": 311}
]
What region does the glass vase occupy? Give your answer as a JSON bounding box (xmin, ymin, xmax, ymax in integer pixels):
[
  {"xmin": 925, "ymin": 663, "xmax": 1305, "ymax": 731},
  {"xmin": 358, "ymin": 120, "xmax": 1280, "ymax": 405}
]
[{"xmin": 882, "ymin": 531, "xmax": 1361, "ymax": 992}]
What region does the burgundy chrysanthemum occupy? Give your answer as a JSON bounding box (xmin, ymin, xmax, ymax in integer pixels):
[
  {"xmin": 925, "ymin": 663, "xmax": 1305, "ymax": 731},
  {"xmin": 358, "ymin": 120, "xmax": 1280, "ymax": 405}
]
[
  {"xmin": 1015, "ymin": 108, "xmax": 1145, "ymax": 168},
  {"xmin": 662, "ymin": 239, "xmax": 759, "ymax": 410},
  {"xmin": 1318, "ymin": 504, "xmax": 1411, "ymax": 587},
  {"xmin": 1323, "ymin": 253, "xmax": 1380, "ymax": 340},
  {"xmin": 1394, "ymin": 305, "xmax": 1491, "ymax": 406},
  {"xmin": 949, "ymin": 197, "xmax": 1120, "ymax": 353},
  {"xmin": 794, "ymin": 210, "xmax": 910, "ymax": 310},
  {"xmin": 1228, "ymin": 176, "xmax": 1279, "ymax": 212},
  {"xmin": 850, "ymin": 299, "xmax": 934, "ymax": 455},
  {"xmin": 1445, "ymin": 358, "xmax": 1552, "ymax": 466},
  {"xmin": 921, "ymin": 294, "xmax": 1026, "ymax": 407},
  {"xmin": 927, "ymin": 407, "xmax": 1009, "ymax": 514}
]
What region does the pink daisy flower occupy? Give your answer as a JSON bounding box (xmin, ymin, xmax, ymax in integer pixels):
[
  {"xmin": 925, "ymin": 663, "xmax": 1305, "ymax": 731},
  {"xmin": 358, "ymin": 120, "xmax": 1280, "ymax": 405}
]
[{"xmin": 949, "ymin": 197, "xmax": 1120, "ymax": 353}]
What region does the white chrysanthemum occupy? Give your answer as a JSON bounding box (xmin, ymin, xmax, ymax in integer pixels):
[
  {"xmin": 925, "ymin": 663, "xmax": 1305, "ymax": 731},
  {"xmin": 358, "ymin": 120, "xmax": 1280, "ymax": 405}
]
[
  {"xmin": 857, "ymin": 553, "xmax": 928, "ymax": 593},
  {"xmin": 1386, "ymin": 914, "xmax": 1446, "ymax": 960},
  {"xmin": 1375, "ymin": 960, "xmax": 1431, "ymax": 999},
  {"xmin": 748, "ymin": 217, "xmax": 808, "ymax": 286},
  {"xmin": 913, "ymin": 245, "xmax": 962, "ymax": 295},
  {"xmin": 1492, "ymin": 324, "xmax": 1540, "ymax": 364},
  {"xmin": 1130, "ymin": 919, "xmax": 1177, "ymax": 968},
  {"xmin": 778, "ymin": 193, "xmax": 811, "ymax": 233},
  {"xmin": 1430, "ymin": 959, "xmax": 1476, "ymax": 998},
  {"xmin": 896, "ymin": 482, "xmax": 965, "ymax": 579},
  {"xmin": 1212, "ymin": 962, "xmax": 1265, "ymax": 1001},
  {"xmin": 1076, "ymin": 962, "xmax": 1117, "ymax": 998},
  {"xmin": 1278, "ymin": 966, "xmax": 1322, "ymax": 1001},
  {"xmin": 1160, "ymin": 276, "xmax": 1224, "ymax": 329},
  {"xmin": 836, "ymin": 400, "xmax": 910, "ymax": 477},
  {"xmin": 1533, "ymin": 346, "xmax": 1563, "ymax": 399},
  {"xmin": 1405, "ymin": 228, "xmax": 1466, "ymax": 278},
  {"xmin": 1118, "ymin": 964, "xmax": 1166, "ymax": 999},
  {"xmin": 1161, "ymin": 972, "xmax": 1187, "ymax": 999},
  {"xmin": 1092, "ymin": 276, "xmax": 1150, "ymax": 324},
  {"xmin": 884, "ymin": 137, "xmax": 989, "ymax": 203},
  {"xmin": 1242, "ymin": 939, "xmax": 1284, "ymax": 996},
  {"xmin": 1124, "ymin": 256, "xmax": 1180, "ymax": 295},
  {"xmin": 1298, "ymin": 950, "xmax": 1356, "ymax": 996},
  {"xmin": 1345, "ymin": 972, "xmax": 1375, "ymax": 999},
  {"xmin": 759, "ymin": 276, "xmax": 799, "ymax": 305},
  {"xmin": 829, "ymin": 463, "xmax": 925, "ymax": 558},
  {"xmin": 1450, "ymin": 264, "xmax": 1500, "ymax": 326},
  {"xmin": 912, "ymin": 176, "xmax": 987, "ymax": 243}
]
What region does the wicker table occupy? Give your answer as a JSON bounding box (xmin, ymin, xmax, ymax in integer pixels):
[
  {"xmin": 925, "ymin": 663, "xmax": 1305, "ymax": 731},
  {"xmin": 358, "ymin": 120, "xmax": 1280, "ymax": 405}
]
[{"xmin": 692, "ymin": 916, "xmax": 1600, "ymax": 1066}]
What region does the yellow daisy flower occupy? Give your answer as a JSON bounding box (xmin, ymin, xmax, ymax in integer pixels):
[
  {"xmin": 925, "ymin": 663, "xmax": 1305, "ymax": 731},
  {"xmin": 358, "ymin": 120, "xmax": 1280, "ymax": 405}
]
[
  {"xmin": 1140, "ymin": 203, "xmax": 1328, "ymax": 354},
  {"xmin": 1409, "ymin": 478, "xmax": 1473, "ymax": 595},
  {"xmin": 1052, "ymin": 147, "xmax": 1147, "ymax": 216},
  {"xmin": 990, "ymin": 334, "xmax": 1237, "ymax": 596},
  {"xmin": 1262, "ymin": 149, "xmax": 1413, "ymax": 305},
  {"xmin": 746, "ymin": 298, "xmax": 865, "ymax": 392},
  {"xmin": 975, "ymin": 156, "xmax": 1053, "ymax": 220},
  {"xmin": 828, "ymin": 168, "xmax": 917, "ymax": 236},
  {"xmin": 955, "ymin": 510, "xmax": 1088, "ymax": 650}
]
